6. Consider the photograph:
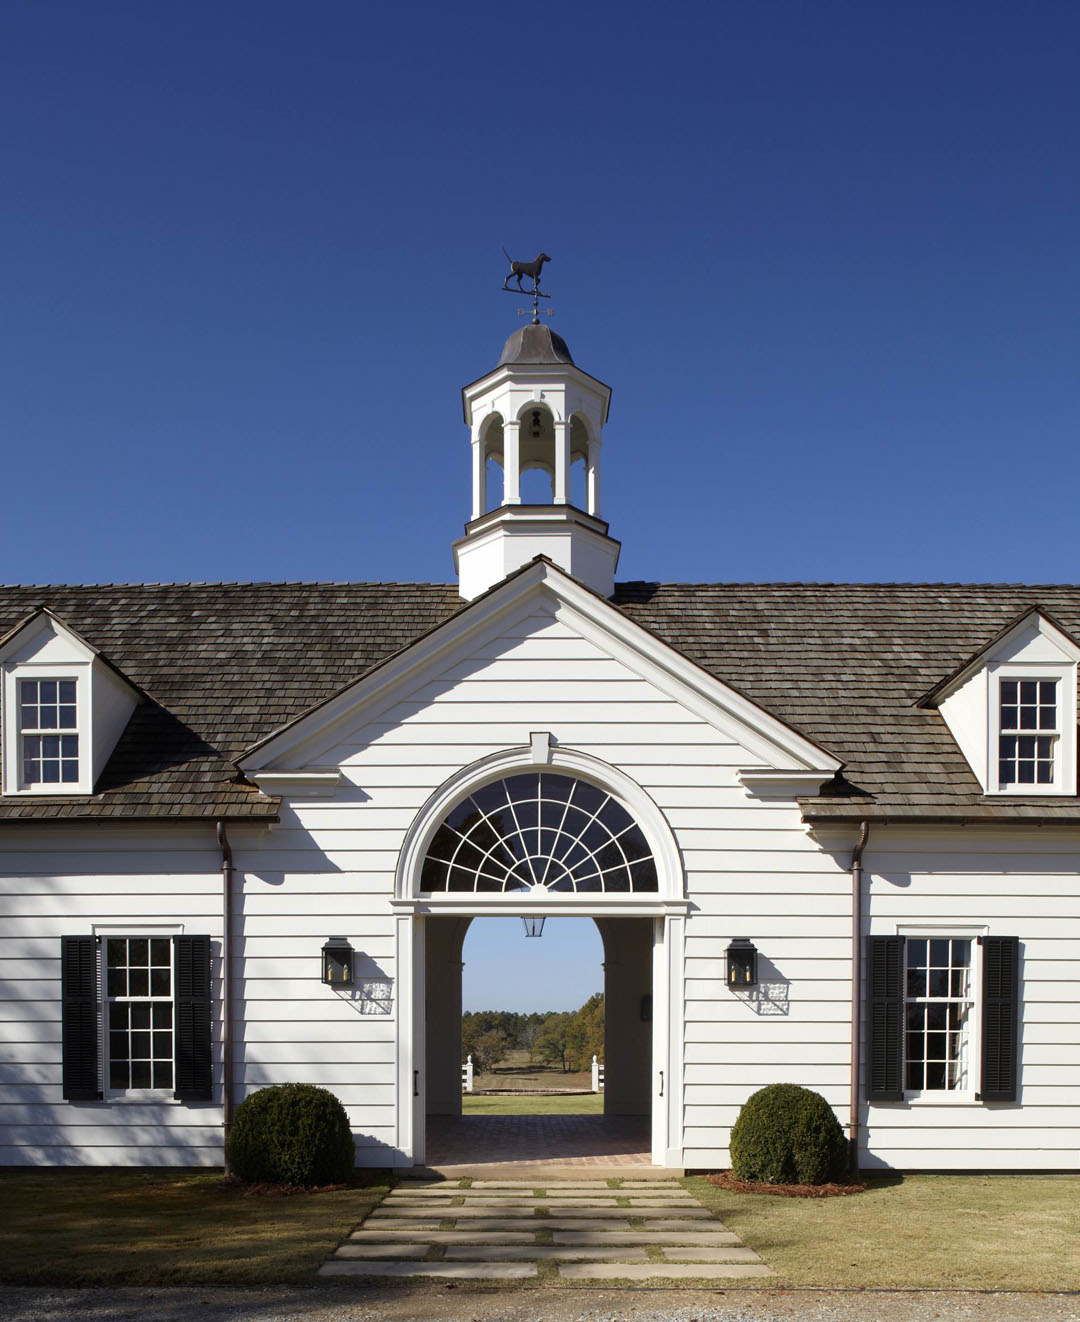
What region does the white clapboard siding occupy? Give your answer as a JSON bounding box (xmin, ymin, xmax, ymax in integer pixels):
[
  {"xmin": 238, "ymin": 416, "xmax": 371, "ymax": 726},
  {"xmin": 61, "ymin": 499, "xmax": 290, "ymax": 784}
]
[
  {"xmin": 858, "ymin": 830, "xmax": 1080, "ymax": 1171},
  {"xmin": 0, "ymin": 835, "xmax": 226, "ymax": 1166},
  {"xmin": 4, "ymin": 602, "xmax": 1080, "ymax": 1174}
]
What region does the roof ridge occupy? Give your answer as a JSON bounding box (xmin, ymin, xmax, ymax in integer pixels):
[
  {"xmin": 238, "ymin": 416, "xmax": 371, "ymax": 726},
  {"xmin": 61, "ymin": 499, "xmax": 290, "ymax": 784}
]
[
  {"xmin": 0, "ymin": 579, "xmax": 458, "ymax": 590},
  {"xmin": 5, "ymin": 578, "xmax": 1080, "ymax": 591}
]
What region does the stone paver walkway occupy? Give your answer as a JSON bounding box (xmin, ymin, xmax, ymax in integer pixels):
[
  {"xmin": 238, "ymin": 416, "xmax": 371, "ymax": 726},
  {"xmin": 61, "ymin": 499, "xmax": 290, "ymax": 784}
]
[
  {"xmin": 319, "ymin": 1177, "xmax": 773, "ymax": 1282},
  {"xmin": 425, "ymin": 1114, "xmax": 652, "ymax": 1166}
]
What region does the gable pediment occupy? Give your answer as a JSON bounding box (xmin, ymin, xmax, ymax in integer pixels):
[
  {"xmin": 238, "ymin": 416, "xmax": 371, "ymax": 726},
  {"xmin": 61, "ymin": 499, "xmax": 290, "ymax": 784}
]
[{"xmin": 240, "ymin": 559, "xmax": 841, "ymax": 788}]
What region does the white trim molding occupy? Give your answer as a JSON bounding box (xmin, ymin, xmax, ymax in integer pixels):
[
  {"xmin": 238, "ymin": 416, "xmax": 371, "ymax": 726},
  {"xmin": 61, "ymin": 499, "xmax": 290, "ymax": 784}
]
[
  {"xmin": 737, "ymin": 768, "xmax": 837, "ymax": 798},
  {"xmin": 246, "ymin": 771, "xmax": 342, "ymax": 797}
]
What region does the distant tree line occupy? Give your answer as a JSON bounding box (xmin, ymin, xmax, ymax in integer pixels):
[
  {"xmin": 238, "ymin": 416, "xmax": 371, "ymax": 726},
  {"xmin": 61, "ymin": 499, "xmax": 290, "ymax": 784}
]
[{"xmin": 462, "ymin": 994, "xmax": 604, "ymax": 1075}]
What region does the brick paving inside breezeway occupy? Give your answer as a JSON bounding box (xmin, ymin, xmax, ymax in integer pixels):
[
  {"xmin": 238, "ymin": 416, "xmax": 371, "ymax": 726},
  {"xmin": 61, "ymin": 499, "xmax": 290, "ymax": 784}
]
[
  {"xmin": 319, "ymin": 1177, "xmax": 774, "ymax": 1282},
  {"xmin": 424, "ymin": 1114, "xmax": 653, "ymax": 1166}
]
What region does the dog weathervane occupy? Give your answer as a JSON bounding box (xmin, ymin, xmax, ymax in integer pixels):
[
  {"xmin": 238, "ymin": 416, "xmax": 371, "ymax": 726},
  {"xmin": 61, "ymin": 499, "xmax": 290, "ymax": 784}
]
[{"xmin": 501, "ymin": 247, "xmax": 553, "ymax": 324}]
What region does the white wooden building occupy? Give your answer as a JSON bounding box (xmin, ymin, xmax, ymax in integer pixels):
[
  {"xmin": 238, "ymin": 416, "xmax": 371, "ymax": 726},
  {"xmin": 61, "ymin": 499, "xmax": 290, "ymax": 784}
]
[{"xmin": 1, "ymin": 319, "xmax": 1077, "ymax": 1172}]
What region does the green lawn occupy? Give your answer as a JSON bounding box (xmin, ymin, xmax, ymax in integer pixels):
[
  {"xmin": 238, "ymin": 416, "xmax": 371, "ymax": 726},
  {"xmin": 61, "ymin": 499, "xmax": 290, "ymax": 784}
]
[
  {"xmin": 688, "ymin": 1173, "xmax": 1080, "ymax": 1291},
  {"xmin": 0, "ymin": 1168, "xmax": 389, "ymax": 1286},
  {"xmin": 2, "ymin": 1168, "xmax": 1077, "ymax": 1290},
  {"xmin": 462, "ymin": 1091, "xmax": 603, "ymax": 1114}
]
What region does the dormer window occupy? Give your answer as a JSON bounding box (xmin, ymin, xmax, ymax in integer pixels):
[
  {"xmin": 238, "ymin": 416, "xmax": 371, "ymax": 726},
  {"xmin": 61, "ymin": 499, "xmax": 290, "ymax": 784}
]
[
  {"xmin": 20, "ymin": 678, "xmax": 80, "ymax": 786},
  {"xmin": 1, "ymin": 608, "xmax": 140, "ymax": 798},
  {"xmin": 998, "ymin": 678, "xmax": 1058, "ymax": 787},
  {"xmin": 922, "ymin": 608, "xmax": 1079, "ymax": 798}
]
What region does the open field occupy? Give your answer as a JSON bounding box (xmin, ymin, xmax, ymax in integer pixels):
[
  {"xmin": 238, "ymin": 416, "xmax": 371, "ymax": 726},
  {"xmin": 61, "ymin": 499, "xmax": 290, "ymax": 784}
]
[{"xmin": 470, "ymin": 1048, "xmax": 594, "ymax": 1094}]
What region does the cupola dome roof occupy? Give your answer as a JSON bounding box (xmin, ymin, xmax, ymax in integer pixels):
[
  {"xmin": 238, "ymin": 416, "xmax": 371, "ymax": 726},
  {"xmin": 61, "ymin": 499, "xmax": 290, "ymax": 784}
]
[{"xmin": 496, "ymin": 323, "xmax": 575, "ymax": 367}]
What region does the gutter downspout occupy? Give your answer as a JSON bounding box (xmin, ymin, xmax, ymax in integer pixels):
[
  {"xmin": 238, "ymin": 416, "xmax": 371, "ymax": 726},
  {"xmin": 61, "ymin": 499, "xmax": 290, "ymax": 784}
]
[
  {"xmin": 216, "ymin": 821, "xmax": 234, "ymax": 1166},
  {"xmin": 849, "ymin": 820, "xmax": 870, "ymax": 1174}
]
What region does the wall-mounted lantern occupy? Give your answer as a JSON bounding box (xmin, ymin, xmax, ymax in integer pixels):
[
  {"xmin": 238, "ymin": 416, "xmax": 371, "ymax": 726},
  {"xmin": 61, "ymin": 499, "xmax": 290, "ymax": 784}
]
[
  {"xmin": 726, "ymin": 937, "xmax": 758, "ymax": 988},
  {"xmin": 322, "ymin": 936, "xmax": 355, "ymax": 986},
  {"xmin": 522, "ymin": 916, "xmax": 546, "ymax": 938}
]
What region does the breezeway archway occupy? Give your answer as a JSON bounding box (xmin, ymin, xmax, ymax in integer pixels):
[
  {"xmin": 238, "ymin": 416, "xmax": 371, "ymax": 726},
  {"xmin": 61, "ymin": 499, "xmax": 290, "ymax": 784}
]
[{"xmin": 392, "ymin": 744, "xmax": 688, "ymax": 1168}]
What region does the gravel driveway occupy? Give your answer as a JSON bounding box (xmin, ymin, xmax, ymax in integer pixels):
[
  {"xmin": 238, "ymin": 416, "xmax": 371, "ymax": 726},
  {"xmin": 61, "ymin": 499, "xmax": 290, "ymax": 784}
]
[{"xmin": 1, "ymin": 1288, "xmax": 1077, "ymax": 1322}]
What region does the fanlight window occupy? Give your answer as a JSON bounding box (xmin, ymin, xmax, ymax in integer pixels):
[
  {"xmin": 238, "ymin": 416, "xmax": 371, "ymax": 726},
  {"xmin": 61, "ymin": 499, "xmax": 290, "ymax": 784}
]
[{"xmin": 420, "ymin": 772, "xmax": 658, "ymax": 894}]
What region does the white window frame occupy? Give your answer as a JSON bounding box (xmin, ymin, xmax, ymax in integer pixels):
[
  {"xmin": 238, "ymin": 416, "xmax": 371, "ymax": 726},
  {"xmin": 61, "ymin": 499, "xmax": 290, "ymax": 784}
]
[
  {"xmin": 17, "ymin": 676, "xmax": 81, "ymax": 789},
  {"xmin": 987, "ymin": 662, "xmax": 1076, "ymax": 795},
  {"xmin": 2, "ymin": 662, "xmax": 93, "ymax": 795},
  {"xmin": 93, "ymin": 923, "xmax": 184, "ymax": 1103},
  {"xmin": 898, "ymin": 924, "xmax": 985, "ymax": 1105}
]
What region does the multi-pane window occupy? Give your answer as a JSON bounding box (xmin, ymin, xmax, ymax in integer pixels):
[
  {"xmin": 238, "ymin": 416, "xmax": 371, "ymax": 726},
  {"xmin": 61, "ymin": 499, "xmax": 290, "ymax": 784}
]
[
  {"xmin": 904, "ymin": 938, "xmax": 973, "ymax": 1092},
  {"xmin": 421, "ymin": 773, "xmax": 658, "ymax": 893},
  {"xmin": 19, "ymin": 678, "xmax": 79, "ymax": 785},
  {"xmin": 106, "ymin": 937, "xmax": 174, "ymax": 1091},
  {"xmin": 998, "ymin": 678, "xmax": 1057, "ymax": 786}
]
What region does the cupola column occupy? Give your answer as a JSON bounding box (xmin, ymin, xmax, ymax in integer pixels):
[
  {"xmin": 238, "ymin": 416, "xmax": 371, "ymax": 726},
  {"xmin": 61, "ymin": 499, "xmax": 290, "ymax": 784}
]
[
  {"xmin": 470, "ymin": 433, "xmax": 486, "ymax": 520},
  {"xmin": 553, "ymin": 420, "xmax": 571, "ymax": 505},
  {"xmin": 587, "ymin": 439, "xmax": 602, "ymax": 516},
  {"xmin": 503, "ymin": 420, "xmax": 521, "ymax": 504}
]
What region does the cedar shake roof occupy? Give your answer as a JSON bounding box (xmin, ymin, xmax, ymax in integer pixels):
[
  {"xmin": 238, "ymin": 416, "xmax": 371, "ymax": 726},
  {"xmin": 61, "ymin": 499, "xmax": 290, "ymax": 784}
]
[{"xmin": 3, "ymin": 578, "xmax": 1080, "ymax": 824}]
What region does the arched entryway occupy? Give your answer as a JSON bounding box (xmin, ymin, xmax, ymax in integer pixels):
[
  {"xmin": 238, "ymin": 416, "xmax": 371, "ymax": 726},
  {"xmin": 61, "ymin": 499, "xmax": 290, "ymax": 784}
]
[
  {"xmin": 423, "ymin": 914, "xmax": 654, "ymax": 1164},
  {"xmin": 392, "ymin": 746, "xmax": 688, "ymax": 1168}
]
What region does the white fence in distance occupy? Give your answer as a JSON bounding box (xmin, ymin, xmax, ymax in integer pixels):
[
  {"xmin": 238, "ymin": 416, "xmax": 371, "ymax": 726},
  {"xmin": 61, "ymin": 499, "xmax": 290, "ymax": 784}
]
[{"xmin": 460, "ymin": 1052, "xmax": 602, "ymax": 1093}]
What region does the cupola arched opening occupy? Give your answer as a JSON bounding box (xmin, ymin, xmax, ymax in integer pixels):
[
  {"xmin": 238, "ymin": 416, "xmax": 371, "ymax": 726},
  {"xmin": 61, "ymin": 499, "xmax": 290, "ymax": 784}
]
[{"xmin": 516, "ymin": 402, "xmax": 557, "ymax": 504}]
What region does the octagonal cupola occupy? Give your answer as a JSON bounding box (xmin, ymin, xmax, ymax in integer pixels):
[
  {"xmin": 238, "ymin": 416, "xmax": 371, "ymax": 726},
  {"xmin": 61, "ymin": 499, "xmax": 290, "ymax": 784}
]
[{"xmin": 453, "ymin": 322, "xmax": 619, "ymax": 600}]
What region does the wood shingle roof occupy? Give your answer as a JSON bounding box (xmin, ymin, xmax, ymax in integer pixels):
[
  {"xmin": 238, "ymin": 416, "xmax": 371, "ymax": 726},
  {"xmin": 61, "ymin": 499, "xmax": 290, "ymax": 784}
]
[{"xmin": 3, "ymin": 578, "xmax": 1080, "ymax": 824}]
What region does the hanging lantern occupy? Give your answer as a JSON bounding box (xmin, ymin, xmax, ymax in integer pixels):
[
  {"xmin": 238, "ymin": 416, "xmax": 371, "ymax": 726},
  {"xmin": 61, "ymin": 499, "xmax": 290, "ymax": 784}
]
[
  {"xmin": 725, "ymin": 937, "xmax": 758, "ymax": 988},
  {"xmin": 522, "ymin": 916, "xmax": 546, "ymax": 938},
  {"xmin": 321, "ymin": 936, "xmax": 355, "ymax": 985}
]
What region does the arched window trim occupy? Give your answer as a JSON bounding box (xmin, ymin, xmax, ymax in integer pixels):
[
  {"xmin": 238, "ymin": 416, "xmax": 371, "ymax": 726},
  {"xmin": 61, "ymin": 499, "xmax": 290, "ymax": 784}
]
[{"xmin": 394, "ymin": 746, "xmax": 686, "ymax": 912}]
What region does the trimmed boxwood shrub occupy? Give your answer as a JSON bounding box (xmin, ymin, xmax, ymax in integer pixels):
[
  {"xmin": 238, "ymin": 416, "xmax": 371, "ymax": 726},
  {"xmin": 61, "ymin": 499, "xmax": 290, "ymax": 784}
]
[
  {"xmin": 226, "ymin": 1083, "xmax": 354, "ymax": 1186},
  {"xmin": 729, "ymin": 1083, "xmax": 848, "ymax": 1185}
]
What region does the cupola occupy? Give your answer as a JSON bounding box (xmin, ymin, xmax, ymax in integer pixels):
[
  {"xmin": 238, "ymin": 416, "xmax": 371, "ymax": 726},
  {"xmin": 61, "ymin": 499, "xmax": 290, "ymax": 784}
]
[{"xmin": 453, "ymin": 322, "xmax": 619, "ymax": 600}]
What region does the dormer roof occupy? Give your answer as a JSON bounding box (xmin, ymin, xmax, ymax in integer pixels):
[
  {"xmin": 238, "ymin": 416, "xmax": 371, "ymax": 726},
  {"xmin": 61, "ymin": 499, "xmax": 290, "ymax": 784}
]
[{"xmin": 917, "ymin": 606, "xmax": 1080, "ymax": 708}]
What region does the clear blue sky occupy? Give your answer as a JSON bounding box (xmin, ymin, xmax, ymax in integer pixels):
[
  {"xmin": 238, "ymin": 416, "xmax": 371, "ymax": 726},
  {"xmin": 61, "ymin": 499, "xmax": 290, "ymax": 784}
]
[
  {"xmin": 4, "ymin": 0, "xmax": 1079, "ymax": 591},
  {"xmin": 5, "ymin": 1, "xmax": 1079, "ymax": 1008},
  {"xmin": 462, "ymin": 919, "xmax": 604, "ymax": 1014}
]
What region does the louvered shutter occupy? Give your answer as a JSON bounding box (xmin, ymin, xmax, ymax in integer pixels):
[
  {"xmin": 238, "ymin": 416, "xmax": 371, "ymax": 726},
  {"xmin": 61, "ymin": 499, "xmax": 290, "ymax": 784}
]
[
  {"xmin": 868, "ymin": 935, "xmax": 905, "ymax": 1100},
  {"xmin": 61, "ymin": 936, "xmax": 101, "ymax": 1100},
  {"xmin": 979, "ymin": 935, "xmax": 1020, "ymax": 1103},
  {"xmin": 173, "ymin": 935, "xmax": 213, "ymax": 1102}
]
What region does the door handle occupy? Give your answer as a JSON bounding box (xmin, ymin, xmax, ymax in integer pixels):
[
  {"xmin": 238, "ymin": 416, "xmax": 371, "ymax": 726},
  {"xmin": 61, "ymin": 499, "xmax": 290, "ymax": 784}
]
[
  {"xmin": 413, "ymin": 1070, "xmax": 419, "ymax": 1097},
  {"xmin": 659, "ymin": 1070, "xmax": 664, "ymax": 1097}
]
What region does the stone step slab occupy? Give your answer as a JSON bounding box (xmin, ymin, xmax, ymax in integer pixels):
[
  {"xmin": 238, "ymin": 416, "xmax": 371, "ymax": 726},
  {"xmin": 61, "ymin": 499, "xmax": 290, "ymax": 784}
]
[
  {"xmin": 363, "ymin": 1220, "xmax": 548, "ymax": 1233},
  {"xmin": 349, "ymin": 1230, "xmax": 538, "ymax": 1244},
  {"xmin": 465, "ymin": 1184, "xmax": 610, "ymax": 1195},
  {"xmin": 660, "ymin": 1246, "xmax": 766, "ymax": 1263},
  {"xmin": 333, "ymin": 1243, "xmax": 431, "ymax": 1259},
  {"xmin": 641, "ymin": 1218, "xmax": 731, "ymax": 1230},
  {"xmin": 319, "ymin": 1261, "xmax": 537, "ymax": 1279},
  {"xmin": 442, "ymin": 1245, "xmax": 651, "ymax": 1261},
  {"xmin": 388, "ymin": 1196, "xmax": 629, "ymax": 1207},
  {"xmin": 553, "ymin": 1230, "xmax": 743, "ymax": 1246},
  {"xmin": 375, "ymin": 1203, "xmax": 688, "ymax": 1219},
  {"xmin": 557, "ymin": 1263, "xmax": 774, "ymax": 1281}
]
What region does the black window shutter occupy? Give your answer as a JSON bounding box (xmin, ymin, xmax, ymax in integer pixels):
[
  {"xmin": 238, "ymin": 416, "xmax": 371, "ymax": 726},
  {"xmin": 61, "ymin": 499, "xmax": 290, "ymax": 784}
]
[
  {"xmin": 979, "ymin": 935, "xmax": 1020, "ymax": 1103},
  {"xmin": 61, "ymin": 935, "xmax": 102, "ymax": 1101},
  {"xmin": 868, "ymin": 935, "xmax": 905, "ymax": 1100},
  {"xmin": 174, "ymin": 935, "xmax": 213, "ymax": 1102}
]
